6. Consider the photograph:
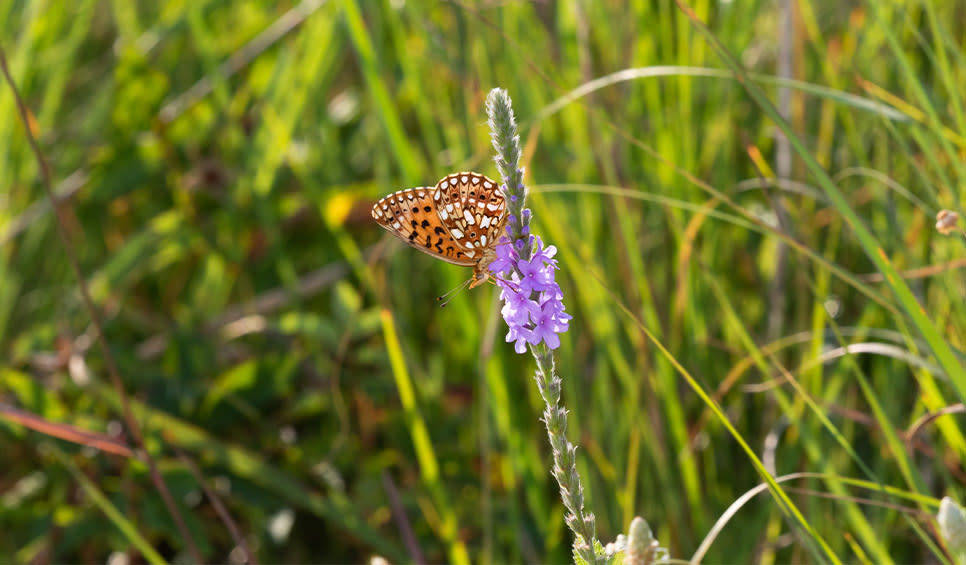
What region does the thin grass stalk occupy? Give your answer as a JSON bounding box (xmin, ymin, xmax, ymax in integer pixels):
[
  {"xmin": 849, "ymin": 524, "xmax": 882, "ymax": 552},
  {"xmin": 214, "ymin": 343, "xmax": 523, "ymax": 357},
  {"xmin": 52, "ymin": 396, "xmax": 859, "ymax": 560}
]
[{"xmin": 0, "ymin": 45, "xmax": 205, "ymax": 563}]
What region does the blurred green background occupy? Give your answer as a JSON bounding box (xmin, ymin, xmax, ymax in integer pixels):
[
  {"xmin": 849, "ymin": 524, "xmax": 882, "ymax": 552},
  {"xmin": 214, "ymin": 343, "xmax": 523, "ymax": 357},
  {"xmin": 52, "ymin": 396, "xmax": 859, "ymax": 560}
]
[{"xmin": 2, "ymin": 0, "xmax": 965, "ymax": 563}]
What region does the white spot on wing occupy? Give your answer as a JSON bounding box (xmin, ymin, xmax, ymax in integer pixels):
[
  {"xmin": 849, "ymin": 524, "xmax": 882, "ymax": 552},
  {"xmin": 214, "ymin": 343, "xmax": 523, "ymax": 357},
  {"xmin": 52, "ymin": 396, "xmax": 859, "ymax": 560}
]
[
  {"xmin": 487, "ymin": 203, "xmax": 500, "ymax": 211},
  {"xmin": 464, "ymin": 210, "xmax": 475, "ymax": 224},
  {"xmin": 451, "ymin": 228, "xmax": 464, "ymax": 239},
  {"xmin": 480, "ymin": 235, "xmax": 487, "ymax": 246},
  {"xmin": 439, "ymin": 209, "xmax": 448, "ymax": 220},
  {"xmin": 461, "ymin": 175, "xmax": 468, "ymax": 183}
]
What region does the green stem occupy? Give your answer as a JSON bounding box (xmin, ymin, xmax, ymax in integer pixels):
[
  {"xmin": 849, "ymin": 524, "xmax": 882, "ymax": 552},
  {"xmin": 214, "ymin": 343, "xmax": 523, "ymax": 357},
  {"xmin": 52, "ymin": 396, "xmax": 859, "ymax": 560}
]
[{"xmin": 533, "ymin": 344, "xmax": 600, "ymax": 563}]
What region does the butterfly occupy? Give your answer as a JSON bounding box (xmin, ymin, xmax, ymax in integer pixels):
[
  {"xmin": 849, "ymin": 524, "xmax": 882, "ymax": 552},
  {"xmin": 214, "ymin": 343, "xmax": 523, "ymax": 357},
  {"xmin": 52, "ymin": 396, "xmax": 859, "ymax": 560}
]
[{"xmin": 371, "ymin": 172, "xmax": 508, "ymax": 288}]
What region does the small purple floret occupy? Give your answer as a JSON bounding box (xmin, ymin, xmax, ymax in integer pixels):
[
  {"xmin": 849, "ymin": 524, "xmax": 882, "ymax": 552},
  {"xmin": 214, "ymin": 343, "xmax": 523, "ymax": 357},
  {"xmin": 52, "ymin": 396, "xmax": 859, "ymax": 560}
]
[{"xmin": 490, "ymin": 225, "xmax": 570, "ymax": 353}]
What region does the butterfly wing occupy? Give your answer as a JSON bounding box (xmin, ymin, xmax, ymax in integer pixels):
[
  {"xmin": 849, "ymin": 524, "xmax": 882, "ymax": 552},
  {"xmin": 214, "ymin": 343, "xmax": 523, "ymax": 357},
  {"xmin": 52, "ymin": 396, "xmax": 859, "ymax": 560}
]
[
  {"xmin": 432, "ymin": 172, "xmax": 507, "ymax": 262},
  {"xmin": 371, "ymin": 187, "xmax": 478, "ymax": 266}
]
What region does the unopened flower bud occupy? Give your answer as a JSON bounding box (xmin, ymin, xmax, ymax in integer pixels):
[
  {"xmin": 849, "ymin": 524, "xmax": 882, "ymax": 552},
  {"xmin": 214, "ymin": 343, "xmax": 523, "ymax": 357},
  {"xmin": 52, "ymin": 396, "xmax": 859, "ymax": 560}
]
[{"xmin": 939, "ymin": 497, "xmax": 966, "ymax": 557}]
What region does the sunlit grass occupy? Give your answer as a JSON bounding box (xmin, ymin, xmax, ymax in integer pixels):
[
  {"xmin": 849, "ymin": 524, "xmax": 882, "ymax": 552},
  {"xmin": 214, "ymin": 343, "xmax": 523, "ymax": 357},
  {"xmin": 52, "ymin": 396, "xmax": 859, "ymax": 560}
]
[{"xmin": 0, "ymin": 1, "xmax": 964, "ymax": 562}]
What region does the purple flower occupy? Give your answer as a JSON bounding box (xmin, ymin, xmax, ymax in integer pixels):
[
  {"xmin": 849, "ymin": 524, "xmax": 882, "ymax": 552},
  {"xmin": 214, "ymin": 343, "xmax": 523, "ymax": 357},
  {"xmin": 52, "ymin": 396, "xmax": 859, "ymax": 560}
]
[
  {"xmin": 500, "ymin": 278, "xmax": 540, "ymax": 326},
  {"xmin": 489, "ymin": 218, "xmax": 570, "ymax": 353},
  {"xmin": 517, "ymin": 255, "xmax": 555, "ymax": 293},
  {"xmin": 506, "ymin": 324, "xmax": 534, "ymax": 354},
  {"xmin": 488, "ymin": 236, "xmax": 517, "ymax": 273}
]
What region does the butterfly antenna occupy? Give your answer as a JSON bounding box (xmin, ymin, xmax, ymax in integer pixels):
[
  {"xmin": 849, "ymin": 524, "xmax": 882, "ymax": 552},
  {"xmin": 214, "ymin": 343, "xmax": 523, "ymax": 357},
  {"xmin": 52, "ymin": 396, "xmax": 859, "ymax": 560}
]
[
  {"xmin": 437, "ymin": 277, "xmax": 473, "ymax": 308},
  {"xmin": 493, "ymin": 273, "xmax": 525, "ymax": 296}
]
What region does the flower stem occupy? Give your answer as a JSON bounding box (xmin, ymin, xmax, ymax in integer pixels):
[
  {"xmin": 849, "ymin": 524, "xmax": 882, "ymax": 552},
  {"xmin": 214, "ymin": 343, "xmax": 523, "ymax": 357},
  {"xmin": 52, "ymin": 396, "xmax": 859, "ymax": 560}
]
[
  {"xmin": 533, "ymin": 345, "xmax": 600, "ymax": 564},
  {"xmin": 486, "ymin": 87, "xmax": 600, "ymax": 563}
]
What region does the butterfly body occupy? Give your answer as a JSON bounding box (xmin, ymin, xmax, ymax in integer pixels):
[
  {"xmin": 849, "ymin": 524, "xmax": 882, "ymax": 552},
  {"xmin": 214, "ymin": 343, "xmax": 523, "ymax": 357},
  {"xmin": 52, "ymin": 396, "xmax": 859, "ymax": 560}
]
[{"xmin": 371, "ymin": 172, "xmax": 507, "ymax": 287}]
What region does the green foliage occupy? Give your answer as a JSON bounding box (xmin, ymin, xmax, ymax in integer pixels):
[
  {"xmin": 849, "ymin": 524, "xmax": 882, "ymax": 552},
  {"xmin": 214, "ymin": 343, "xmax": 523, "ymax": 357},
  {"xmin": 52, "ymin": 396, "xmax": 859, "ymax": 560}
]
[{"xmin": 1, "ymin": 0, "xmax": 964, "ymax": 562}]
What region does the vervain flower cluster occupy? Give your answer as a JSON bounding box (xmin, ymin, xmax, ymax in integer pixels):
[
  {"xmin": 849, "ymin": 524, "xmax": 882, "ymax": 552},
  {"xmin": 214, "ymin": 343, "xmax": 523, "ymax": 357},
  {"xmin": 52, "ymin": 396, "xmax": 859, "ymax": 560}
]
[{"xmin": 489, "ymin": 213, "xmax": 571, "ymax": 354}]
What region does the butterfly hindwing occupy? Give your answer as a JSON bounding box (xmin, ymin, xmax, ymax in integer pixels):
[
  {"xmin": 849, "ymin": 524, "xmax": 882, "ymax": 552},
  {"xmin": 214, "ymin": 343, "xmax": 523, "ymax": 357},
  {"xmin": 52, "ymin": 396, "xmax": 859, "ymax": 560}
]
[{"xmin": 432, "ymin": 172, "xmax": 507, "ymax": 262}]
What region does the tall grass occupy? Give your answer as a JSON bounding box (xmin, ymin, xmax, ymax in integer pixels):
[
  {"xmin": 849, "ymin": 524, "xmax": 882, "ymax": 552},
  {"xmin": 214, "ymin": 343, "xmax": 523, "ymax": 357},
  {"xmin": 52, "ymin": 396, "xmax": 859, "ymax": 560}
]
[{"xmin": 1, "ymin": 1, "xmax": 964, "ymax": 562}]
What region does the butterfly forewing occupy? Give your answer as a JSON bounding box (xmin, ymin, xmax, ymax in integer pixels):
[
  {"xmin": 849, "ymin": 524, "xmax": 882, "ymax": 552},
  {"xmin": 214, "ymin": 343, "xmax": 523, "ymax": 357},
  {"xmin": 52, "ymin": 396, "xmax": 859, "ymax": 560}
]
[
  {"xmin": 432, "ymin": 172, "xmax": 507, "ymax": 261},
  {"xmin": 371, "ymin": 187, "xmax": 477, "ymax": 266}
]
